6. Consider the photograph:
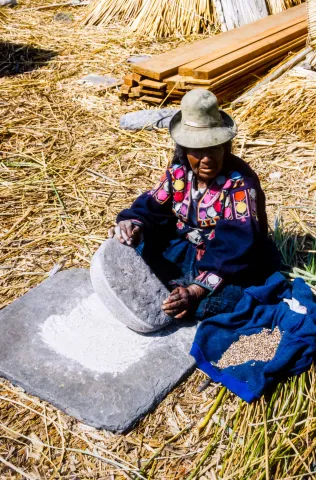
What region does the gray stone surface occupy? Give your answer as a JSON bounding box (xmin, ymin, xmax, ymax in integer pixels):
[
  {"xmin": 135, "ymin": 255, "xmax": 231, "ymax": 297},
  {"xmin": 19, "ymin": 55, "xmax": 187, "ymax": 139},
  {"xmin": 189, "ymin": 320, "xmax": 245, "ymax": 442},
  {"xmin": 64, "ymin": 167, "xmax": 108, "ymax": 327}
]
[
  {"xmin": 54, "ymin": 12, "xmax": 73, "ymax": 23},
  {"xmin": 0, "ymin": 269, "xmax": 196, "ymax": 432},
  {"xmin": 90, "ymin": 239, "xmax": 173, "ymax": 333},
  {"xmin": 78, "ymin": 74, "xmax": 121, "ymax": 88},
  {"xmin": 0, "ymin": 0, "xmax": 17, "ymax": 6},
  {"xmin": 120, "ymin": 108, "xmax": 179, "ymax": 131},
  {"xmin": 127, "ymin": 55, "xmax": 151, "ymax": 64}
]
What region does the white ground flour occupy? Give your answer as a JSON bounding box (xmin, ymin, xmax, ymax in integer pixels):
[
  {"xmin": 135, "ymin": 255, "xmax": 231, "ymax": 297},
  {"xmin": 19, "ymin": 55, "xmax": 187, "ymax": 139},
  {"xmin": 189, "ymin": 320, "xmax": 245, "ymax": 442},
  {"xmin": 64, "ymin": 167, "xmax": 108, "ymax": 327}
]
[{"xmin": 40, "ymin": 293, "xmax": 157, "ymax": 375}]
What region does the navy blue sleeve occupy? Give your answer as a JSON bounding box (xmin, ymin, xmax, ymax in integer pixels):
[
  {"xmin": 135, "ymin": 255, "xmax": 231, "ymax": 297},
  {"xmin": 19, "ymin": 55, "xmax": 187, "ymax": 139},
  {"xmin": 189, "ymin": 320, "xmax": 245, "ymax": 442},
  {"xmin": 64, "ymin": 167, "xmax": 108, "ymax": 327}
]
[{"xmin": 117, "ymin": 168, "xmax": 176, "ymax": 232}]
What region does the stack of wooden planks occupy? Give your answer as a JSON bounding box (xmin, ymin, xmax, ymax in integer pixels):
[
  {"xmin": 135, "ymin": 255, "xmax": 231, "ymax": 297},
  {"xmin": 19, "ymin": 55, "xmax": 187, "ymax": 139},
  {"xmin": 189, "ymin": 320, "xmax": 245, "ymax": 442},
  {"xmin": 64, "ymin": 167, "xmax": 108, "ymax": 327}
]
[{"xmin": 120, "ymin": 4, "xmax": 307, "ymax": 105}]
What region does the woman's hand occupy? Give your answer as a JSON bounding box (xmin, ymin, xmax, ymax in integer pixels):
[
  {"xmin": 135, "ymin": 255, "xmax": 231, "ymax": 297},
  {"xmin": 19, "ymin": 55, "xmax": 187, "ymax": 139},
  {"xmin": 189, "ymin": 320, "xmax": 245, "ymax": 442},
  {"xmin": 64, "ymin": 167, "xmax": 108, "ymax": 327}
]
[
  {"xmin": 108, "ymin": 220, "xmax": 142, "ymax": 247},
  {"xmin": 162, "ymin": 284, "xmax": 207, "ymax": 319}
]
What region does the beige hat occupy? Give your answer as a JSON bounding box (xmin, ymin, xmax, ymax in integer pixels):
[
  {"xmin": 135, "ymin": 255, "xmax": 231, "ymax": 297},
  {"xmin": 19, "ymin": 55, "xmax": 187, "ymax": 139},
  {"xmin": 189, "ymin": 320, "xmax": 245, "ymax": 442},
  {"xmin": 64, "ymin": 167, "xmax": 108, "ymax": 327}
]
[{"xmin": 169, "ymin": 89, "xmax": 237, "ymax": 149}]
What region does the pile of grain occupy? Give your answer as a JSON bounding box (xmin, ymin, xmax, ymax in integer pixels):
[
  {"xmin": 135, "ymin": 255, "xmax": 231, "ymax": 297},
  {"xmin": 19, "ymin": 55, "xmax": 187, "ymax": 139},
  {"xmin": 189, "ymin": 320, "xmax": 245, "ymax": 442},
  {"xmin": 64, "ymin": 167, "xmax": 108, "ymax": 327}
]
[{"xmin": 216, "ymin": 327, "xmax": 282, "ymax": 369}]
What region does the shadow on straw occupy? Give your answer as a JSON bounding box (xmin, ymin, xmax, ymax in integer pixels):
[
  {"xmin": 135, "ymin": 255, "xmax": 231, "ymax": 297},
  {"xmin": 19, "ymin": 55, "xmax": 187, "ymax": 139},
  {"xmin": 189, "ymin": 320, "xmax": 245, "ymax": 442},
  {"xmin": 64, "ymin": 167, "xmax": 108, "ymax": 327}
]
[{"xmin": 0, "ymin": 41, "xmax": 57, "ymax": 77}]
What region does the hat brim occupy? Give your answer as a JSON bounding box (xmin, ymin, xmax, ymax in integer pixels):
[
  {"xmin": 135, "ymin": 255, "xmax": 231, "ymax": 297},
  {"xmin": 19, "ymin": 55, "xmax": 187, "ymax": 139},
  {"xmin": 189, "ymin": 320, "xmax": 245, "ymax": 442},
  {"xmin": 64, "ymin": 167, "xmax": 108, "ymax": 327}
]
[{"xmin": 169, "ymin": 109, "xmax": 237, "ymax": 149}]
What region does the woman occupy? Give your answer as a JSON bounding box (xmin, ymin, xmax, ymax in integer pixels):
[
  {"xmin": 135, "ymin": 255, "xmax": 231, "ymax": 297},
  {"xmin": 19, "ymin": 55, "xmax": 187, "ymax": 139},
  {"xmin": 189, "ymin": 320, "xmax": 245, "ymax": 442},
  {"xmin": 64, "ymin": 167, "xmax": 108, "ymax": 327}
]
[{"xmin": 109, "ymin": 89, "xmax": 279, "ymax": 321}]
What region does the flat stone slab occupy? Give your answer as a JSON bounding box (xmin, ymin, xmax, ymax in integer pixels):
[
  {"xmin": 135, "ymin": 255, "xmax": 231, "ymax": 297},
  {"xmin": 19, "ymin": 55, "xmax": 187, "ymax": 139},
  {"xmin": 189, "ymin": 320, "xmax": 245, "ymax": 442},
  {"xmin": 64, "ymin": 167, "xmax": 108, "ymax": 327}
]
[
  {"xmin": 91, "ymin": 239, "xmax": 172, "ymax": 333},
  {"xmin": 120, "ymin": 108, "xmax": 179, "ymax": 130},
  {"xmin": 78, "ymin": 74, "xmax": 122, "ymax": 88},
  {"xmin": 0, "ymin": 269, "xmax": 196, "ymax": 432},
  {"xmin": 127, "ymin": 55, "xmax": 151, "ymax": 64}
]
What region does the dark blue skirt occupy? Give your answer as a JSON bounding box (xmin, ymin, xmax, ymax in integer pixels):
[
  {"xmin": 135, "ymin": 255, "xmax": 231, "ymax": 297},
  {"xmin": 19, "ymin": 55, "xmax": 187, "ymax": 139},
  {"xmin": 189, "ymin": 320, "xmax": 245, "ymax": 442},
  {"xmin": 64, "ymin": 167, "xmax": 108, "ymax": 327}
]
[{"xmin": 136, "ymin": 238, "xmax": 244, "ymax": 320}]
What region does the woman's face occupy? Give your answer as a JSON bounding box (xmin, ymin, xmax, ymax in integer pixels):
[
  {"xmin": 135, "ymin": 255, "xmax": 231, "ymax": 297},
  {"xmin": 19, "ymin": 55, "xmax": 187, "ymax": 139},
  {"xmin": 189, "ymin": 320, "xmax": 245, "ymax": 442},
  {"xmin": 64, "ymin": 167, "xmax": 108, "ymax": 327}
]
[{"xmin": 186, "ymin": 145, "xmax": 225, "ymax": 182}]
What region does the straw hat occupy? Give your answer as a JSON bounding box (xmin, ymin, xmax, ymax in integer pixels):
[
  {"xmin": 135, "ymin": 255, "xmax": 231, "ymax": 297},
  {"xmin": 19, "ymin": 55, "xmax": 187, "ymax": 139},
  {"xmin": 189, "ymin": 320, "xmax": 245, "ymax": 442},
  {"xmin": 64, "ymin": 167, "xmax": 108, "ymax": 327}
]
[{"xmin": 169, "ymin": 89, "xmax": 237, "ymax": 149}]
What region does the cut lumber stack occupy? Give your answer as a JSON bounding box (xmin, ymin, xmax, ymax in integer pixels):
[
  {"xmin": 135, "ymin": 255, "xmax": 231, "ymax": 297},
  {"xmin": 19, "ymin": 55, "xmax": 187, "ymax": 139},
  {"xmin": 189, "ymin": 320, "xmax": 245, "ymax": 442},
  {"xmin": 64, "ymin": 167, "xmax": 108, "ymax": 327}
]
[{"xmin": 119, "ymin": 4, "xmax": 307, "ymax": 105}]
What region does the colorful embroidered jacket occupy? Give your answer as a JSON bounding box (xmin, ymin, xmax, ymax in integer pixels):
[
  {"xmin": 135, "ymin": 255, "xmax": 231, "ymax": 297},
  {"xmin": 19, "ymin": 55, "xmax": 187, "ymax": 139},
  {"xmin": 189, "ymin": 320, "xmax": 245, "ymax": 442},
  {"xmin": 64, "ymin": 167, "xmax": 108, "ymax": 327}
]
[{"xmin": 117, "ymin": 154, "xmax": 279, "ymax": 294}]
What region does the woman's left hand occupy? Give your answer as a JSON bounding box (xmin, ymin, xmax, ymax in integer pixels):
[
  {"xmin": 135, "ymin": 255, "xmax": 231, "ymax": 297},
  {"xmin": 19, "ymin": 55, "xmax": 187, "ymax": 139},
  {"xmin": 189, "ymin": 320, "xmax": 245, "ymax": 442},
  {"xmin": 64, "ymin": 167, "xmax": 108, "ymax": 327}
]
[{"xmin": 162, "ymin": 284, "xmax": 207, "ymax": 319}]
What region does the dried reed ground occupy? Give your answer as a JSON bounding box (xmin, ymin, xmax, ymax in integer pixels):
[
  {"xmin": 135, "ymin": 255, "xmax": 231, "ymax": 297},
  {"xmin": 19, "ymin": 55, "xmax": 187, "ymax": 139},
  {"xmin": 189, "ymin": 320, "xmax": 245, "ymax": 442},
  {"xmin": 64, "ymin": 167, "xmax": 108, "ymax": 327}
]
[{"xmin": 0, "ymin": 1, "xmax": 315, "ymax": 479}]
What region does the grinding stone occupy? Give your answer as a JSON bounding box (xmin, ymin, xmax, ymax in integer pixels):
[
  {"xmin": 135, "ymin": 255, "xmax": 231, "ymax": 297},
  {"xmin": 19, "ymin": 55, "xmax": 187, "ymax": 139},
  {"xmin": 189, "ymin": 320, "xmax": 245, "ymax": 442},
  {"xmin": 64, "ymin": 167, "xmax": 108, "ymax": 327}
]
[
  {"xmin": 0, "ymin": 268, "xmax": 197, "ymax": 432},
  {"xmin": 90, "ymin": 239, "xmax": 173, "ymax": 333}
]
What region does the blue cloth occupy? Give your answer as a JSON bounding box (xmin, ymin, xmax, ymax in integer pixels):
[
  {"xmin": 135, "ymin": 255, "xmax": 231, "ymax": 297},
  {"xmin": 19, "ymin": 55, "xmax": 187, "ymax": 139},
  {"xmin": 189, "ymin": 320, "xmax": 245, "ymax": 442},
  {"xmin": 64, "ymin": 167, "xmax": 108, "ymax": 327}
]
[{"xmin": 190, "ymin": 272, "xmax": 316, "ymax": 402}]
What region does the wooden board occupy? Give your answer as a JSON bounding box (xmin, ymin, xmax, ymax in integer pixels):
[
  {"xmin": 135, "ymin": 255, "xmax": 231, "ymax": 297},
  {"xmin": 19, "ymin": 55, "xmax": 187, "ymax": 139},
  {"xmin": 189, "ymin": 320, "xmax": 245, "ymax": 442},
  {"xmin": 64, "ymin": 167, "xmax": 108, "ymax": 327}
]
[
  {"xmin": 139, "ymin": 79, "xmax": 166, "ymax": 90},
  {"xmin": 139, "ymin": 96, "xmax": 162, "ymax": 104},
  {"xmin": 179, "ymin": 11, "xmax": 306, "ymax": 76},
  {"xmin": 161, "ymin": 40, "xmax": 304, "ymax": 106},
  {"xmin": 139, "ymin": 89, "xmax": 165, "ymax": 97},
  {"xmin": 131, "ymin": 86, "xmax": 141, "ymax": 93},
  {"xmin": 163, "ymin": 75, "xmax": 213, "ymax": 89},
  {"xmin": 194, "ymin": 22, "xmax": 307, "ymax": 79},
  {"xmin": 208, "ymin": 35, "xmax": 306, "ymax": 89},
  {"xmin": 120, "ymin": 85, "xmax": 131, "ymax": 93},
  {"xmin": 163, "ymin": 35, "xmax": 305, "ymax": 94},
  {"xmin": 131, "ymin": 73, "xmax": 142, "ymax": 82},
  {"xmin": 166, "ymin": 90, "xmax": 186, "ymax": 96},
  {"xmin": 211, "ymin": 44, "xmax": 304, "ymax": 101},
  {"xmin": 181, "ymin": 85, "xmax": 213, "ymax": 90},
  {"xmin": 131, "ymin": 4, "xmax": 306, "ymax": 80},
  {"xmin": 124, "ymin": 78, "xmax": 137, "ymax": 87}
]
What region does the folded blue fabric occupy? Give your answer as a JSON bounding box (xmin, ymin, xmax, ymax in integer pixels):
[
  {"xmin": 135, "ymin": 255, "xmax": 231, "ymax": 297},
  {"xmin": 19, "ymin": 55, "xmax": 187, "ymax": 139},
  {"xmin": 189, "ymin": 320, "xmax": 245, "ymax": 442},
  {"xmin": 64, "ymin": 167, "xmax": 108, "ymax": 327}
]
[{"xmin": 190, "ymin": 272, "xmax": 316, "ymax": 402}]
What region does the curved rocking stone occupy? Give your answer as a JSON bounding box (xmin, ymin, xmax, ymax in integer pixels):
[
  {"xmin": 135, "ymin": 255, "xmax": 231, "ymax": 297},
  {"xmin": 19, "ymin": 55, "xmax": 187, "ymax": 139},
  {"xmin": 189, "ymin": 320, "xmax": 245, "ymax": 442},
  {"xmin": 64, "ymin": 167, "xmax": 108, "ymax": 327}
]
[{"xmin": 90, "ymin": 239, "xmax": 173, "ymax": 333}]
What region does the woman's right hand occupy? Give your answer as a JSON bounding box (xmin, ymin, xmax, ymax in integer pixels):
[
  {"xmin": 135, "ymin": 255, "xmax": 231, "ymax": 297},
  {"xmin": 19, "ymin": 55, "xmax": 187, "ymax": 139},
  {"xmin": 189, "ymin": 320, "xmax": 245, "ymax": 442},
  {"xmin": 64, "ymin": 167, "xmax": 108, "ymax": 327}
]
[{"xmin": 108, "ymin": 220, "xmax": 142, "ymax": 247}]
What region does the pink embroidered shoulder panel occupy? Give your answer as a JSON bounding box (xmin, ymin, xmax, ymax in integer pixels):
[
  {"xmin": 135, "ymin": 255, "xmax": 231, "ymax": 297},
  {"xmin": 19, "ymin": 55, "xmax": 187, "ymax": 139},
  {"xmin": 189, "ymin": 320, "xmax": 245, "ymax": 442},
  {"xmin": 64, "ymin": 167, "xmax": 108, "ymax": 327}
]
[{"xmin": 150, "ymin": 164, "xmax": 258, "ymax": 229}]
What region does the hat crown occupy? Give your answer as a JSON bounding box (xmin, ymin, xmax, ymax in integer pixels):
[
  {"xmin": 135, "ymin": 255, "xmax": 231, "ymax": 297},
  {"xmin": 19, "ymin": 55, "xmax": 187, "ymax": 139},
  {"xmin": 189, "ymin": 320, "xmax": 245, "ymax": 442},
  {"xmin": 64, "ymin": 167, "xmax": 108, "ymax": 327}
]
[{"xmin": 181, "ymin": 89, "xmax": 223, "ymax": 128}]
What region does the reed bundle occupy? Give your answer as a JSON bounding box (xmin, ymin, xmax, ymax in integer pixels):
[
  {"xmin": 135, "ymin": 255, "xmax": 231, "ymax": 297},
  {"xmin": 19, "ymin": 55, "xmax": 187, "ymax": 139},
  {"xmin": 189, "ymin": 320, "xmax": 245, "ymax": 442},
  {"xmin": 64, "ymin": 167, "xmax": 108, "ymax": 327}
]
[
  {"xmin": 83, "ymin": 0, "xmax": 143, "ymax": 28},
  {"xmin": 0, "ymin": 2, "xmax": 315, "ymax": 480},
  {"xmin": 129, "ymin": 0, "xmax": 215, "ymax": 37},
  {"xmin": 307, "ymin": 0, "xmax": 316, "ymax": 46},
  {"xmin": 84, "ymin": 0, "xmax": 216, "ymax": 36}
]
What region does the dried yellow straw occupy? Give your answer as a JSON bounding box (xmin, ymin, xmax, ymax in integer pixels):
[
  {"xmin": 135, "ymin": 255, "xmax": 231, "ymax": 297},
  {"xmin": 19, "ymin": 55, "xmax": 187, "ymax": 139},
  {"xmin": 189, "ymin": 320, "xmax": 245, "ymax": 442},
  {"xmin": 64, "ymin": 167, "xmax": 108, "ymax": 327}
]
[
  {"xmin": 129, "ymin": 0, "xmax": 216, "ymax": 37},
  {"xmin": 83, "ymin": 0, "xmax": 143, "ymax": 27},
  {"xmin": 265, "ymin": 0, "xmax": 305, "ymax": 15},
  {"xmin": 83, "ymin": 0, "xmax": 217, "ymax": 36}
]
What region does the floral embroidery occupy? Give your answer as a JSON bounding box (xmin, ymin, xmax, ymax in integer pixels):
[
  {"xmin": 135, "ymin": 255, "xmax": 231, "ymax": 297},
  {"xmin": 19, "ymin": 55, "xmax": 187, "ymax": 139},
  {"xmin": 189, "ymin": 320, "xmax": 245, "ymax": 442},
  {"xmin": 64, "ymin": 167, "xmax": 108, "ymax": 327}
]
[
  {"xmin": 176, "ymin": 221, "xmax": 185, "ymax": 230},
  {"xmin": 208, "ymin": 229, "xmax": 216, "ymax": 240},
  {"xmin": 197, "ymin": 182, "xmax": 222, "ymax": 228},
  {"xmin": 224, "ymin": 195, "xmax": 233, "ymax": 220},
  {"xmin": 232, "ymin": 189, "xmax": 250, "ymax": 220},
  {"xmin": 196, "ymin": 177, "xmax": 234, "ymax": 228},
  {"xmin": 249, "ymin": 188, "xmax": 258, "ymax": 220},
  {"xmin": 167, "ymin": 166, "xmax": 252, "ymax": 226},
  {"xmin": 150, "ymin": 172, "xmax": 171, "ymax": 204},
  {"xmin": 194, "ymin": 271, "xmax": 223, "ymax": 292},
  {"xmin": 172, "ymin": 166, "xmax": 191, "ymax": 221}
]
